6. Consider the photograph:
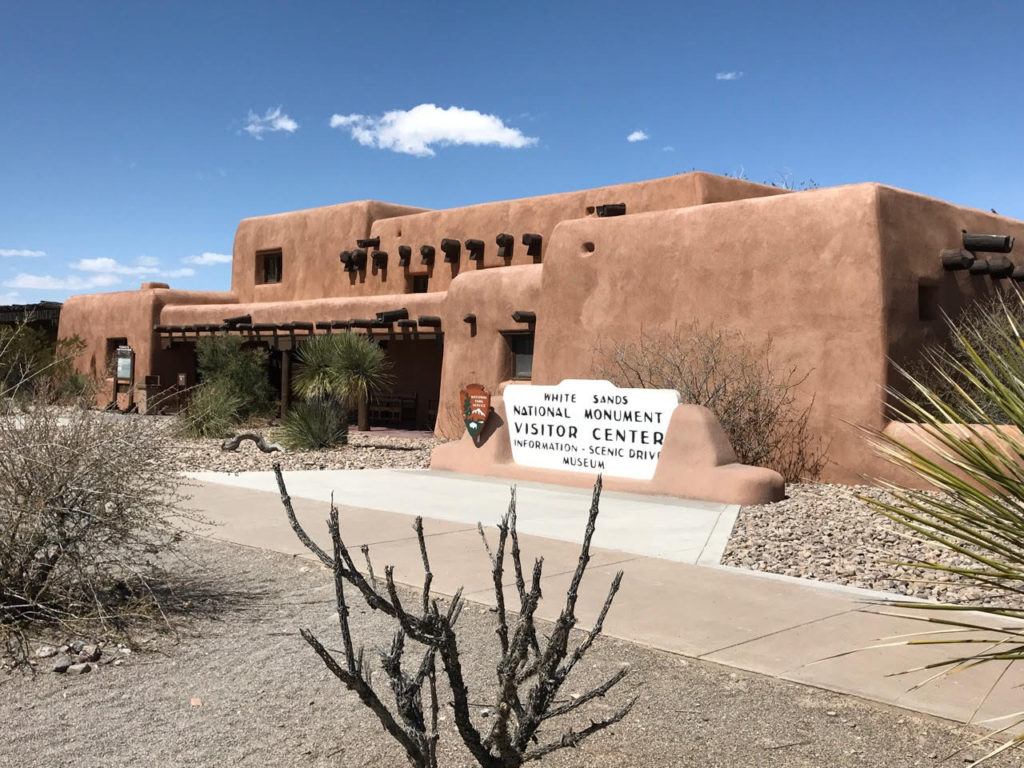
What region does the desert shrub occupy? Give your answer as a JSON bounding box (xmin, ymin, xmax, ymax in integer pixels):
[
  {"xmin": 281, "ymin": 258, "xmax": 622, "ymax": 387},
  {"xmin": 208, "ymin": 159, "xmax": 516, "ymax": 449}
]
[
  {"xmin": 180, "ymin": 380, "xmax": 242, "ymax": 438},
  {"xmin": 864, "ymin": 288, "xmax": 1024, "ymax": 763},
  {"xmin": 279, "ymin": 400, "xmax": 349, "ymax": 449},
  {"xmin": 292, "ymin": 333, "xmax": 394, "ymax": 431},
  {"xmin": 195, "ymin": 334, "xmax": 273, "ymax": 419},
  {"xmin": 276, "ymin": 466, "xmax": 633, "ymax": 767},
  {"xmin": 898, "ymin": 292, "xmax": 1024, "ymax": 424},
  {"xmin": 0, "ymin": 401, "xmax": 188, "ymax": 657},
  {"xmin": 596, "ymin": 323, "xmax": 828, "ymax": 481}
]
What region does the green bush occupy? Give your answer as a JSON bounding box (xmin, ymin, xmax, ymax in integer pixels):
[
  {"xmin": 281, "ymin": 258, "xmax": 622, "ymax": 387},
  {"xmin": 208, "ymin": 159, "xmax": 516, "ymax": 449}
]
[
  {"xmin": 292, "ymin": 333, "xmax": 394, "ymax": 431},
  {"xmin": 195, "ymin": 334, "xmax": 273, "ymax": 419},
  {"xmin": 181, "ymin": 381, "xmax": 243, "ymax": 438},
  {"xmin": 0, "ymin": 326, "xmax": 86, "ymax": 400},
  {"xmin": 279, "ymin": 400, "xmax": 349, "ymax": 450},
  {"xmin": 56, "ymin": 371, "xmax": 96, "ymax": 403}
]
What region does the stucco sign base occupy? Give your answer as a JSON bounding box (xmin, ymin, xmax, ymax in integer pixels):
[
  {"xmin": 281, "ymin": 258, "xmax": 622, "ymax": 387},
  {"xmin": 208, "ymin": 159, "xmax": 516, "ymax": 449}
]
[{"xmin": 430, "ymin": 388, "xmax": 784, "ymax": 506}]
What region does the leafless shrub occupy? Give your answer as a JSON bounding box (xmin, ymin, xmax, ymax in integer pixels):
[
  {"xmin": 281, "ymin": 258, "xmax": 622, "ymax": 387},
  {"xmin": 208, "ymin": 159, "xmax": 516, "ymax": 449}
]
[
  {"xmin": 0, "ymin": 399, "xmax": 191, "ymax": 660},
  {"xmin": 595, "ymin": 323, "xmax": 828, "ymax": 481},
  {"xmin": 274, "ymin": 464, "xmax": 635, "ymax": 767}
]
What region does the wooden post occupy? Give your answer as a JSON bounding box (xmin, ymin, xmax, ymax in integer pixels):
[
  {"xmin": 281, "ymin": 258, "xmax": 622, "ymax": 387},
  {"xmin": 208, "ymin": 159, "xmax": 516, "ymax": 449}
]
[{"xmin": 280, "ymin": 349, "xmax": 291, "ymax": 416}]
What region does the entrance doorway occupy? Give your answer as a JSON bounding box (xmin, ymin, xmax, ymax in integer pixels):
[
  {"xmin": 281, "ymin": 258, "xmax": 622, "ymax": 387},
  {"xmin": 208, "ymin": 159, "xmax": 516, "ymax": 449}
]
[{"xmin": 374, "ymin": 336, "xmax": 444, "ymax": 429}]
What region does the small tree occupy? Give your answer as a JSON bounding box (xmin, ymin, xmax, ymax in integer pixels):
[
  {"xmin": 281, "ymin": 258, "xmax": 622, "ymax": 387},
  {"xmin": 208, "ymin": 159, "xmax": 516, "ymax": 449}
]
[
  {"xmin": 596, "ymin": 322, "xmax": 827, "ymax": 482},
  {"xmin": 292, "ymin": 332, "xmax": 394, "ymax": 432},
  {"xmin": 275, "ymin": 465, "xmax": 635, "ymax": 767}
]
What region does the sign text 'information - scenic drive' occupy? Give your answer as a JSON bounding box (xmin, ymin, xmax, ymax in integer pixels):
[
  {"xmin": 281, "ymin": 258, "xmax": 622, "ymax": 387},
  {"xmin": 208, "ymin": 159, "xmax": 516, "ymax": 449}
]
[{"xmin": 503, "ymin": 380, "xmax": 680, "ymax": 480}]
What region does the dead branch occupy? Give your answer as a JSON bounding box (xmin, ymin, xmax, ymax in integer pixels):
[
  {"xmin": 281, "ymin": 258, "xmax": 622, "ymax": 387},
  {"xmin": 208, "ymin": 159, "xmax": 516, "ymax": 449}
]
[{"xmin": 276, "ymin": 466, "xmax": 634, "ymax": 767}]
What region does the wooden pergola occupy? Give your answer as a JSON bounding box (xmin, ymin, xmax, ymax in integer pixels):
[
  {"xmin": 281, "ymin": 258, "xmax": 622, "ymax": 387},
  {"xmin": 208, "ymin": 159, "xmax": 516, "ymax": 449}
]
[{"xmin": 153, "ymin": 311, "xmax": 443, "ymax": 418}]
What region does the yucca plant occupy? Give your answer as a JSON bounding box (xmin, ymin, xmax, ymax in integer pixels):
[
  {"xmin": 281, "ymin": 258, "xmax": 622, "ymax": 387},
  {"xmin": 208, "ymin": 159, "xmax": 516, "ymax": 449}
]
[
  {"xmin": 864, "ymin": 288, "xmax": 1024, "ymax": 764},
  {"xmin": 279, "ymin": 400, "xmax": 349, "ymax": 450},
  {"xmin": 292, "ymin": 333, "xmax": 394, "ymax": 431},
  {"xmin": 180, "ymin": 380, "xmax": 243, "ymax": 438}
]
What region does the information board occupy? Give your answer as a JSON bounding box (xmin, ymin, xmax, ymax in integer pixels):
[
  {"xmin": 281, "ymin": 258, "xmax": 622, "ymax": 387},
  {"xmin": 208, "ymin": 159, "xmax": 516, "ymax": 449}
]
[
  {"xmin": 115, "ymin": 346, "xmax": 133, "ymax": 381},
  {"xmin": 503, "ymin": 380, "xmax": 680, "ymax": 480}
]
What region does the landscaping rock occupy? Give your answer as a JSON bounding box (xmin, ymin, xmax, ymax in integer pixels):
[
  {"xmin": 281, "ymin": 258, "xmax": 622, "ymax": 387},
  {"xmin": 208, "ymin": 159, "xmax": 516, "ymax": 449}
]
[
  {"xmin": 723, "ymin": 483, "xmax": 1024, "ymax": 607},
  {"xmin": 52, "ymin": 655, "xmax": 73, "ymax": 673},
  {"xmin": 77, "ymin": 645, "xmax": 101, "ymax": 663},
  {"xmin": 34, "ymin": 645, "xmax": 58, "ymax": 659},
  {"xmin": 66, "ymin": 662, "xmax": 92, "ymax": 675}
]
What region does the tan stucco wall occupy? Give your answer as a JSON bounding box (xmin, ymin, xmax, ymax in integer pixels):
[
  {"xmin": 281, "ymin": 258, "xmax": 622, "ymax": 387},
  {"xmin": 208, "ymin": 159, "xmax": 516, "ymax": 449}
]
[
  {"xmin": 527, "ymin": 184, "xmax": 889, "ymax": 483},
  {"xmin": 365, "ymin": 172, "xmax": 788, "ymax": 295},
  {"xmin": 231, "ymin": 200, "xmax": 429, "ymax": 304},
  {"xmin": 58, "ymin": 286, "xmax": 237, "ymax": 401}
]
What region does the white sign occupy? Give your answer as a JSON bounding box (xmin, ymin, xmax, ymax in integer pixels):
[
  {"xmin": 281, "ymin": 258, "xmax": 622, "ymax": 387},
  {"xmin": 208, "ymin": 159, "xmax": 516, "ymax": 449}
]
[
  {"xmin": 503, "ymin": 380, "xmax": 680, "ymax": 480},
  {"xmin": 115, "ymin": 348, "xmax": 133, "ymax": 381}
]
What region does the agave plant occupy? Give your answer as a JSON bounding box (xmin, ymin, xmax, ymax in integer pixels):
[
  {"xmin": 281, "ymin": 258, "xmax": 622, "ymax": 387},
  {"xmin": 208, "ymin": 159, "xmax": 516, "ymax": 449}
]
[
  {"xmin": 864, "ymin": 289, "xmax": 1024, "ymax": 764},
  {"xmin": 292, "ymin": 333, "xmax": 395, "ymax": 432}
]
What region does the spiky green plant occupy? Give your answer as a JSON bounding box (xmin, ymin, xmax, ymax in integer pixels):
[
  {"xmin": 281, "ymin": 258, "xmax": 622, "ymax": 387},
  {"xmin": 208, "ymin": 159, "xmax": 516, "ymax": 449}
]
[
  {"xmin": 181, "ymin": 380, "xmax": 243, "ymax": 438},
  {"xmin": 292, "ymin": 333, "xmax": 394, "ymax": 431},
  {"xmin": 279, "ymin": 400, "xmax": 349, "ymax": 450},
  {"xmin": 864, "ymin": 288, "xmax": 1024, "ymax": 765}
]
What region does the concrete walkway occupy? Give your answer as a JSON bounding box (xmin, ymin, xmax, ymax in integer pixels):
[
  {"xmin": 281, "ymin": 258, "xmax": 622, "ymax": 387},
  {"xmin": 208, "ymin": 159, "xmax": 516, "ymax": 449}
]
[{"xmin": 185, "ymin": 470, "xmax": 1023, "ymax": 732}]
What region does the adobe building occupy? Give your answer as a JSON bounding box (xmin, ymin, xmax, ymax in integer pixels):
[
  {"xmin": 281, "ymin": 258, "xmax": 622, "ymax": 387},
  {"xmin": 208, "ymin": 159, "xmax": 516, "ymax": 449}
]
[{"xmin": 58, "ymin": 172, "xmax": 1024, "ymax": 487}]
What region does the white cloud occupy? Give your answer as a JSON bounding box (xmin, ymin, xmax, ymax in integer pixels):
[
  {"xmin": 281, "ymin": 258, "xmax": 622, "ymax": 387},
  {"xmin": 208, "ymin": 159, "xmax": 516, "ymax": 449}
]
[
  {"xmin": 330, "ymin": 104, "xmax": 538, "ymax": 157},
  {"xmin": 73, "ymin": 257, "xmax": 149, "ymax": 275},
  {"xmin": 243, "ymin": 107, "xmax": 299, "ymax": 139},
  {"xmin": 627, "ymin": 130, "xmax": 649, "ymax": 143},
  {"xmin": 715, "ymin": 71, "xmax": 743, "ymax": 81},
  {"xmin": 0, "ymin": 291, "xmax": 19, "ymax": 303},
  {"xmin": 662, "ymin": 146, "xmax": 676, "ymax": 152},
  {"xmin": 69, "ymin": 256, "xmax": 194, "ymax": 279},
  {"xmin": 185, "ymin": 251, "xmax": 232, "ymax": 265},
  {"xmin": 2, "ymin": 255, "xmax": 195, "ymax": 294},
  {"xmin": 0, "ymin": 248, "xmax": 45, "ymax": 258},
  {"xmin": 4, "ymin": 273, "xmax": 121, "ymax": 291}
]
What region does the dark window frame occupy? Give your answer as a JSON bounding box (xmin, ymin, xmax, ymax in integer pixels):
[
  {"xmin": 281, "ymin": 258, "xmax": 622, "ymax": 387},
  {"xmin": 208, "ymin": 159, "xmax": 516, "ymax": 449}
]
[
  {"xmin": 257, "ymin": 248, "xmax": 283, "ymax": 285},
  {"xmin": 502, "ymin": 331, "xmax": 534, "ymax": 380},
  {"xmin": 409, "ymin": 274, "xmax": 429, "ymax": 294}
]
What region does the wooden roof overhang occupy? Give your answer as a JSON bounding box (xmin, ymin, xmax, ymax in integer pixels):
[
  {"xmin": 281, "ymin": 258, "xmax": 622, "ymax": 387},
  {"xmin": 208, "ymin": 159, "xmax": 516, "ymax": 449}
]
[
  {"xmin": 0, "ymin": 301, "xmax": 62, "ymax": 328},
  {"xmin": 155, "ymin": 316, "xmax": 442, "ymax": 350}
]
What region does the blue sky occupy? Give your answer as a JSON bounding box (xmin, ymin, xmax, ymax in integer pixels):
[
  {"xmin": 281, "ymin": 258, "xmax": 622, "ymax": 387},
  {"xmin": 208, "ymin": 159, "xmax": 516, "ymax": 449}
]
[{"xmin": 2, "ymin": 1, "xmax": 1023, "ymax": 304}]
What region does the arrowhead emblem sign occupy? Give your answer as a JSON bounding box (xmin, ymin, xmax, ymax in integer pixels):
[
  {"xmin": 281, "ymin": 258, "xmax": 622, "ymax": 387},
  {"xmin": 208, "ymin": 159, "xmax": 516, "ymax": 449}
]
[{"xmin": 460, "ymin": 383, "xmax": 491, "ymax": 440}]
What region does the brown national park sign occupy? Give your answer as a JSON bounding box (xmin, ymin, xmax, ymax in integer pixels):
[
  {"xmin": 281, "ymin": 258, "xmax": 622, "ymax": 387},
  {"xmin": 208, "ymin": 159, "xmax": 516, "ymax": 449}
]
[{"xmin": 460, "ymin": 383, "xmax": 491, "ymax": 439}]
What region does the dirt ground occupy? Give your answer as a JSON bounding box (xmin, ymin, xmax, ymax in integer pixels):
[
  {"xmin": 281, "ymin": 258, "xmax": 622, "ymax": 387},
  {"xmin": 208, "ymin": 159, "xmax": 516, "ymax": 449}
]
[{"xmin": 2, "ymin": 536, "xmax": 1019, "ymax": 768}]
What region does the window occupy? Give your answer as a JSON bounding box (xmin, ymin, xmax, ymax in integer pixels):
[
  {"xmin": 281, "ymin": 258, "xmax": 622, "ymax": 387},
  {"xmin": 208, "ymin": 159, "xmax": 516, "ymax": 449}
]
[
  {"xmin": 105, "ymin": 337, "xmax": 127, "ymax": 377},
  {"xmin": 258, "ymin": 248, "xmax": 283, "ymax": 284},
  {"xmin": 409, "ymin": 275, "xmax": 428, "ymax": 294},
  {"xmin": 504, "ymin": 332, "xmax": 534, "ymax": 380}
]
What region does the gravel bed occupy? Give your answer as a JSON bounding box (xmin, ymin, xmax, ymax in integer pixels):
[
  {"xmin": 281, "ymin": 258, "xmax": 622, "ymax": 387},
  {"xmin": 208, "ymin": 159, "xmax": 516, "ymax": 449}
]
[
  {"xmin": 723, "ymin": 483, "xmax": 1017, "ymax": 607},
  {"xmin": 162, "ymin": 429, "xmax": 439, "ymax": 474},
  {"xmin": 3, "ymin": 535, "xmax": 1015, "ymax": 768},
  {"xmin": 82, "ymin": 411, "xmax": 439, "ymax": 474}
]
